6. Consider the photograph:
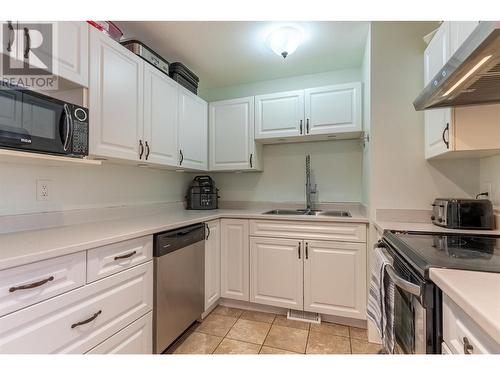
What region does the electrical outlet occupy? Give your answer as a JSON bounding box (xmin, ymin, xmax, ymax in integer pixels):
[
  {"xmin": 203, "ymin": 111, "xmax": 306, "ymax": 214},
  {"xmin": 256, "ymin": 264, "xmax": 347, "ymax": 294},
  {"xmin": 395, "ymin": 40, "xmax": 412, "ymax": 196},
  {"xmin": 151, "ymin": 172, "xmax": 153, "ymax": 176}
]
[{"xmin": 36, "ymin": 179, "xmax": 51, "ymax": 201}]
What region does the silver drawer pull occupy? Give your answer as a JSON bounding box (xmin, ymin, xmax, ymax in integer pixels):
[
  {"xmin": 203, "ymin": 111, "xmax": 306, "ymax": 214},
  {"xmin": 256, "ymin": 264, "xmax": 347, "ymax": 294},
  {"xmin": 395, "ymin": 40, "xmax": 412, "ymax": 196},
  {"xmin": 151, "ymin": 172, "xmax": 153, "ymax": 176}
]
[
  {"xmin": 114, "ymin": 251, "xmax": 136, "ymax": 261},
  {"xmin": 9, "ymin": 276, "xmax": 54, "ymax": 293},
  {"xmin": 71, "ymin": 310, "xmax": 102, "ymax": 329},
  {"xmin": 463, "ymin": 337, "xmax": 473, "ymax": 354}
]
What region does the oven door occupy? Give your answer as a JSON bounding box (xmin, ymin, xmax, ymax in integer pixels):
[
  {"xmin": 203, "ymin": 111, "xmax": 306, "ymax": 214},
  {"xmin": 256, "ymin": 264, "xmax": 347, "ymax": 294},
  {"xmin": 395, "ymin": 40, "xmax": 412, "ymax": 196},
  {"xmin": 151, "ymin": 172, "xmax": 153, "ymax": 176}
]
[
  {"xmin": 393, "ymin": 282, "xmax": 426, "ymax": 354},
  {"xmin": 0, "ymin": 89, "xmax": 71, "ymax": 155},
  {"xmin": 381, "ymin": 246, "xmax": 427, "ymax": 354}
]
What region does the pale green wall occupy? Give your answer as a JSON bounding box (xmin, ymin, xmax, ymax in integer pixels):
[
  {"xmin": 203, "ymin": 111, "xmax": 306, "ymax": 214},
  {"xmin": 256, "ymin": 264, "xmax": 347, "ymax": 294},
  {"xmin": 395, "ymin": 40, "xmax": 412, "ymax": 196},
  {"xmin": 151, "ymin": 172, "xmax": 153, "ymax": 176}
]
[{"xmin": 199, "ymin": 68, "xmax": 362, "ymax": 102}]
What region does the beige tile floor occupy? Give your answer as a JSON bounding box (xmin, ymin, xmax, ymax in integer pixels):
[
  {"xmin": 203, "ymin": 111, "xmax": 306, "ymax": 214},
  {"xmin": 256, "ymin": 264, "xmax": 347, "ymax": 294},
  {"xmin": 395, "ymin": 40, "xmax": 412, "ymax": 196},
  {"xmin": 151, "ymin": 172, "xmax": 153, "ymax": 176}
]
[{"xmin": 167, "ymin": 306, "xmax": 383, "ymax": 354}]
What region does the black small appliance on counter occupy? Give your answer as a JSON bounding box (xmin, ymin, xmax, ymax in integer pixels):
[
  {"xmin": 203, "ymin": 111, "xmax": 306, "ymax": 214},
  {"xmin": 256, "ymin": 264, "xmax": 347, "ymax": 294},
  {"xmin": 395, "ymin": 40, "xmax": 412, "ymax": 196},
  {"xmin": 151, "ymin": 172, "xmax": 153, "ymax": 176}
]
[
  {"xmin": 431, "ymin": 198, "xmax": 494, "ymax": 230},
  {"xmin": 186, "ymin": 176, "xmax": 219, "ymax": 210}
]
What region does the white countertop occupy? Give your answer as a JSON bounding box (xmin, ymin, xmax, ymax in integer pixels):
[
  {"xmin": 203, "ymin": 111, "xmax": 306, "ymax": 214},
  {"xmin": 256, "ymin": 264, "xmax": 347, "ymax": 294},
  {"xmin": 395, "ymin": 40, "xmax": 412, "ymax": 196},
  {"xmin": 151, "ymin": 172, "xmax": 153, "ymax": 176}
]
[
  {"xmin": 430, "ymin": 268, "xmax": 500, "ymax": 345},
  {"xmin": 0, "ymin": 207, "xmax": 368, "ymax": 271},
  {"xmin": 374, "ymin": 221, "xmax": 500, "ymax": 236}
]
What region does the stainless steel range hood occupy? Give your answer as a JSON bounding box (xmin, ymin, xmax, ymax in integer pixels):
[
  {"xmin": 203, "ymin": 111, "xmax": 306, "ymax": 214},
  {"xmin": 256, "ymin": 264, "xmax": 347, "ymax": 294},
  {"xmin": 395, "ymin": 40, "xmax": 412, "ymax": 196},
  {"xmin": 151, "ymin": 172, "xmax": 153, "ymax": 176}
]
[{"xmin": 414, "ymin": 21, "xmax": 500, "ymax": 111}]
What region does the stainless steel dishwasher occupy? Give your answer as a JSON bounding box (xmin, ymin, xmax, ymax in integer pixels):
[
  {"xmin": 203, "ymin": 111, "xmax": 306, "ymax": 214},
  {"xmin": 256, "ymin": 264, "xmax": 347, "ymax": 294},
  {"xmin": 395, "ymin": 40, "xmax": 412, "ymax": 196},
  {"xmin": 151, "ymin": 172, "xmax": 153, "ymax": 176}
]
[{"xmin": 153, "ymin": 223, "xmax": 205, "ymax": 354}]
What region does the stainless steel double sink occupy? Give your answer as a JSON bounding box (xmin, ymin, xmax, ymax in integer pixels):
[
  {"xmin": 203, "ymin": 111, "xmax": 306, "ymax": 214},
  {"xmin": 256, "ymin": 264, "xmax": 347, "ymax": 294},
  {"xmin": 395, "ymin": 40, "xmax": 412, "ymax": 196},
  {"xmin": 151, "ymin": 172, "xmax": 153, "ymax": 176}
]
[{"xmin": 262, "ymin": 209, "xmax": 351, "ymax": 217}]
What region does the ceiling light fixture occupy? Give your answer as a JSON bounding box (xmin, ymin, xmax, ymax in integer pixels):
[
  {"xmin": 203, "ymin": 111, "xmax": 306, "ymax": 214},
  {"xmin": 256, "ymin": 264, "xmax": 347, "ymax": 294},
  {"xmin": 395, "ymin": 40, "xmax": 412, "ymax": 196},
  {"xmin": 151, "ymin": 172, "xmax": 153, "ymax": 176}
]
[{"xmin": 266, "ymin": 26, "xmax": 303, "ymax": 59}]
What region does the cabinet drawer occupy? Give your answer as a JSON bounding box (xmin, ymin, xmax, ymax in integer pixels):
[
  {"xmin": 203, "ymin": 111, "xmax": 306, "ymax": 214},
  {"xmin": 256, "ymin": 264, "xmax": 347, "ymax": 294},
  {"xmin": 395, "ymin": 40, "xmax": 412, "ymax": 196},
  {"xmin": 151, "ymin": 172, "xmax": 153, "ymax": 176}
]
[
  {"xmin": 87, "ymin": 312, "xmax": 152, "ymax": 354},
  {"xmin": 0, "ymin": 261, "xmax": 153, "ymax": 354},
  {"xmin": 87, "ymin": 236, "xmax": 153, "ymax": 283},
  {"xmin": 443, "ymin": 294, "xmax": 500, "ymax": 354},
  {"xmin": 250, "ymin": 220, "xmax": 366, "ymax": 243},
  {"xmin": 0, "ymin": 252, "xmax": 86, "ymax": 317}
]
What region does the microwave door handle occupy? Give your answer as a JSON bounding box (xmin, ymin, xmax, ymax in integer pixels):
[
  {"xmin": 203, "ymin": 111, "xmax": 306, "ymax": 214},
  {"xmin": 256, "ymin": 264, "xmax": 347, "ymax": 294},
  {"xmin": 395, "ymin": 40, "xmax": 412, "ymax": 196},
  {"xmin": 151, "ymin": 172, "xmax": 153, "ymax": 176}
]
[
  {"xmin": 379, "ymin": 246, "xmax": 422, "ymax": 296},
  {"xmin": 62, "ymin": 104, "xmax": 73, "ymax": 151}
]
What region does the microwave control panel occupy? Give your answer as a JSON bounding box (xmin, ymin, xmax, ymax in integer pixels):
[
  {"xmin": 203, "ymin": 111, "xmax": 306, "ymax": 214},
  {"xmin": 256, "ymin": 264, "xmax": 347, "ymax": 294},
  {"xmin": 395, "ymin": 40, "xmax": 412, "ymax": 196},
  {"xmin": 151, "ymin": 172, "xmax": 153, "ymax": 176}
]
[{"xmin": 71, "ymin": 106, "xmax": 89, "ymax": 156}]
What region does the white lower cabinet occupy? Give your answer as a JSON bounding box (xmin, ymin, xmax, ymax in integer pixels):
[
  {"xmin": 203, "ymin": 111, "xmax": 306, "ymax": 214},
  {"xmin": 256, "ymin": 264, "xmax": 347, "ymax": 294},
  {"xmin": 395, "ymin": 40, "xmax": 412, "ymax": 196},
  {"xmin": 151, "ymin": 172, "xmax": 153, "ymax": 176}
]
[
  {"xmin": 250, "ymin": 237, "xmax": 303, "ymax": 310},
  {"xmin": 0, "ymin": 261, "xmax": 153, "ymax": 354},
  {"xmin": 87, "ymin": 312, "xmax": 152, "ymax": 354},
  {"xmin": 303, "ymin": 240, "xmax": 366, "ymax": 319},
  {"xmin": 443, "ymin": 294, "xmax": 500, "ymax": 354},
  {"xmin": 205, "ymin": 220, "xmax": 221, "ymax": 311},
  {"xmin": 247, "ymin": 220, "xmax": 367, "ymax": 320},
  {"xmin": 220, "ymin": 219, "xmax": 249, "ymax": 301}
]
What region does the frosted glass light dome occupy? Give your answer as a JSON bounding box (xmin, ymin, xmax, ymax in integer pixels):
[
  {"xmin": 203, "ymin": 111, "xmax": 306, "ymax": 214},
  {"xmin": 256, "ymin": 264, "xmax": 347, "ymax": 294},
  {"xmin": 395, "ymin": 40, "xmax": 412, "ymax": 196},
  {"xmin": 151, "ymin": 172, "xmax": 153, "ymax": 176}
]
[{"xmin": 266, "ymin": 26, "xmax": 303, "ymax": 59}]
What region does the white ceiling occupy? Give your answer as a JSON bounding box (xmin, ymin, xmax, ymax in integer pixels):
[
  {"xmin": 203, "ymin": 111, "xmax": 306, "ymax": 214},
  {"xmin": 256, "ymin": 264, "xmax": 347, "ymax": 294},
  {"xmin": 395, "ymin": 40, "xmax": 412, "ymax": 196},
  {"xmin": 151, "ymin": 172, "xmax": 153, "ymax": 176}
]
[{"xmin": 114, "ymin": 21, "xmax": 370, "ymax": 90}]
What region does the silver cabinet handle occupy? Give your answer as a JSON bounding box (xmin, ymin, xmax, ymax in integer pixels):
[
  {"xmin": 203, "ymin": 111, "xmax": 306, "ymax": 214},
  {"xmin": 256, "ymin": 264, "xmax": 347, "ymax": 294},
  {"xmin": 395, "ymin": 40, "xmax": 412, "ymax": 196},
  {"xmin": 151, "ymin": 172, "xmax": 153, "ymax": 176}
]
[
  {"xmin": 114, "ymin": 251, "xmax": 136, "ymax": 261},
  {"xmin": 6, "ymin": 21, "xmax": 14, "ymax": 52},
  {"xmin": 71, "ymin": 310, "xmax": 102, "ymax": 329},
  {"xmin": 138, "ymin": 140, "xmax": 144, "ymax": 159},
  {"xmin": 463, "ymin": 337, "xmax": 473, "ymax": 354},
  {"xmin": 442, "ymin": 123, "xmax": 450, "ymax": 149},
  {"xmin": 145, "ymin": 141, "xmax": 150, "ymax": 160},
  {"xmin": 9, "ymin": 276, "xmax": 54, "ymax": 293},
  {"xmin": 23, "ymin": 27, "xmax": 30, "ymax": 59},
  {"xmin": 378, "ymin": 245, "xmax": 421, "ymax": 296}
]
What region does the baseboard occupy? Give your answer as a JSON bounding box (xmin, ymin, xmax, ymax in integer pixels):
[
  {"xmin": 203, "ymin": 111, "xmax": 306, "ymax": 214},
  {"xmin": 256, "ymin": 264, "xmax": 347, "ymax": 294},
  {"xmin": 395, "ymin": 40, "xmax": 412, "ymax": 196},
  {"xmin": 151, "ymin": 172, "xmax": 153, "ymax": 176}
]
[{"xmin": 218, "ymin": 298, "xmax": 367, "ymax": 329}]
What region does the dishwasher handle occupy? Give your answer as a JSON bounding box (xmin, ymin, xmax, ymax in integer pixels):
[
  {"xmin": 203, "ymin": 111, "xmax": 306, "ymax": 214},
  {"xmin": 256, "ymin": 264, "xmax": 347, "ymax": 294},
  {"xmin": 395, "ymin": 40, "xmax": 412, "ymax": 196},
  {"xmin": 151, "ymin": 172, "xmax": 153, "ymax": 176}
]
[{"xmin": 154, "ymin": 223, "xmax": 205, "ymax": 257}]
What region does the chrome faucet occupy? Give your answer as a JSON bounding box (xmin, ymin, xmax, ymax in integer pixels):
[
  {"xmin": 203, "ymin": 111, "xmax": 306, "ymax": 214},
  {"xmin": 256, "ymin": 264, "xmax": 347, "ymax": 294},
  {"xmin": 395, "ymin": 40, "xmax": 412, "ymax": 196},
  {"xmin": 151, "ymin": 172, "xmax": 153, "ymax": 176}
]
[{"xmin": 305, "ymin": 155, "xmax": 317, "ymax": 211}]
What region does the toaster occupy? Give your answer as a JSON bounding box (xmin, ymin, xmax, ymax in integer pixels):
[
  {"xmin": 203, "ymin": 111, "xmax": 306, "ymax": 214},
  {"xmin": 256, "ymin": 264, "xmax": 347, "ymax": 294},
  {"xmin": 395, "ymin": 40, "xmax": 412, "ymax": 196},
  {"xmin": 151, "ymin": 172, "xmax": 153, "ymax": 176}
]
[
  {"xmin": 186, "ymin": 176, "xmax": 219, "ymax": 210},
  {"xmin": 431, "ymin": 198, "xmax": 494, "ymax": 230}
]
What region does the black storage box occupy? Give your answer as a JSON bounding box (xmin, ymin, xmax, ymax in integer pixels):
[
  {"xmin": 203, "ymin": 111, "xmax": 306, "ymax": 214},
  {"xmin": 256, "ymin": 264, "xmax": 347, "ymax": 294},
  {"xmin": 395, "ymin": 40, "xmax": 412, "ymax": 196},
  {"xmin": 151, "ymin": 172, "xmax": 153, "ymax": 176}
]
[{"xmin": 169, "ymin": 62, "xmax": 199, "ymax": 94}]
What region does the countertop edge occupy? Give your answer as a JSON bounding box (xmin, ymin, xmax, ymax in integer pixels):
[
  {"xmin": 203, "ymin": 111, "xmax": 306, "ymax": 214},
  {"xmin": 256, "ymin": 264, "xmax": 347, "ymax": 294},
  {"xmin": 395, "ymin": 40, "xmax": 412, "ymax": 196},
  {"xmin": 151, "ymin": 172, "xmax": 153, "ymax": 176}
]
[{"xmin": 0, "ymin": 210, "xmax": 369, "ymax": 271}]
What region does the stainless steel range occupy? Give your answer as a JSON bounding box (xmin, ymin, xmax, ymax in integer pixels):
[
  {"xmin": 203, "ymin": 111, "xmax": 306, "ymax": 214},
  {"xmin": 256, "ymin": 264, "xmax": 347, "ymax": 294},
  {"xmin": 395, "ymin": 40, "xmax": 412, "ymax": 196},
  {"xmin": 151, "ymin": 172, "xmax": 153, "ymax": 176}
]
[{"xmin": 378, "ymin": 230, "xmax": 500, "ymax": 354}]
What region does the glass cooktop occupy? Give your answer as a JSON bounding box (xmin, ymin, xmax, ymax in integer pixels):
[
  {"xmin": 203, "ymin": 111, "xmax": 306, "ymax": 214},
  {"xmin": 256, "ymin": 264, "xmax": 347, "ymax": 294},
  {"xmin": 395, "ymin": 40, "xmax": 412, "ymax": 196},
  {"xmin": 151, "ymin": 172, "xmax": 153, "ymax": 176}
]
[{"xmin": 385, "ymin": 231, "xmax": 500, "ymax": 275}]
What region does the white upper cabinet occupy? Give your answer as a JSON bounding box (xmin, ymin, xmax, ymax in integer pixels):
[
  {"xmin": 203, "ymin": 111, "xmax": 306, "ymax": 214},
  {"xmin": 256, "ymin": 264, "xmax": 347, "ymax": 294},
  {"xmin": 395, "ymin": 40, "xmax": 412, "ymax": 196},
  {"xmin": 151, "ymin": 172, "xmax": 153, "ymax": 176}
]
[
  {"xmin": 1, "ymin": 21, "xmax": 89, "ymax": 87},
  {"xmin": 178, "ymin": 86, "xmax": 208, "ymax": 170},
  {"xmin": 255, "ymin": 90, "xmax": 304, "ymax": 139},
  {"xmin": 449, "ymin": 22, "xmax": 480, "ymax": 56},
  {"xmin": 305, "ymin": 83, "xmax": 362, "ymax": 136},
  {"xmin": 53, "ymin": 22, "xmax": 89, "ymax": 87},
  {"xmin": 424, "ymin": 22, "xmax": 453, "ymax": 159},
  {"xmin": 423, "ymin": 21, "xmax": 484, "ymax": 159},
  {"xmin": 209, "ymin": 97, "xmax": 261, "ymax": 171},
  {"xmin": 89, "ymin": 27, "xmax": 144, "ymax": 162},
  {"xmin": 252, "ymin": 82, "xmax": 362, "ymax": 143},
  {"xmin": 143, "ymin": 63, "xmax": 179, "ymax": 167}
]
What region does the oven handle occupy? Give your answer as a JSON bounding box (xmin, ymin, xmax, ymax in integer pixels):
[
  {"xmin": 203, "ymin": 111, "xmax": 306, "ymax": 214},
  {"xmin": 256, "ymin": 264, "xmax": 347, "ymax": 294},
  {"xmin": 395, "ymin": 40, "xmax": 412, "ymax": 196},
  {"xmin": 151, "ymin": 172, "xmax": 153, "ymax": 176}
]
[{"xmin": 378, "ymin": 245, "xmax": 422, "ymax": 297}]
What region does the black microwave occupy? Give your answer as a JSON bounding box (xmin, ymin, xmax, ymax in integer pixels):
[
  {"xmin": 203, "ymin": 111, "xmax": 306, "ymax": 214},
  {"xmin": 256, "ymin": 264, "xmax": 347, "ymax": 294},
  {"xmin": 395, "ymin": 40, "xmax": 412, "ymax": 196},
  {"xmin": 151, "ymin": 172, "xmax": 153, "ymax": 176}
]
[{"xmin": 0, "ymin": 84, "xmax": 89, "ymax": 157}]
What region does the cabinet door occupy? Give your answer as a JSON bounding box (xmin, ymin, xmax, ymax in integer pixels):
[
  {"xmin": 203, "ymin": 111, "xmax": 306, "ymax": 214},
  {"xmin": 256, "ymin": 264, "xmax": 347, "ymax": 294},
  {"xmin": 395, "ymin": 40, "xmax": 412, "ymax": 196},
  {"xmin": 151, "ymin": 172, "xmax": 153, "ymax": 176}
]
[
  {"xmin": 255, "ymin": 90, "xmax": 304, "ymax": 139},
  {"xmin": 450, "ymin": 22, "xmax": 479, "ymax": 56},
  {"xmin": 424, "ymin": 23, "xmax": 453, "ymax": 159},
  {"xmin": 209, "ymin": 97, "xmax": 255, "ymax": 171},
  {"xmin": 143, "ymin": 64, "xmax": 179, "ymax": 167},
  {"xmin": 304, "ymin": 83, "xmax": 362, "ymax": 135},
  {"xmin": 304, "ymin": 240, "xmax": 366, "ymax": 319},
  {"xmin": 178, "ymin": 87, "xmax": 208, "ymax": 170},
  {"xmin": 52, "ymin": 22, "xmax": 89, "ymax": 87},
  {"xmin": 249, "ymin": 237, "xmax": 303, "ymax": 310},
  {"xmin": 87, "ymin": 312, "xmax": 152, "ymax": 354},
  {"xmin": 205, "ymin": 220, "xmax": 221, "ymax": 311},
  {"xmin": 89, "ymin": 27, "xmax": 144, "ymax": 161},
  {"xmin": 220, "ymin": 219, "xmax": 249, "ymax": 301}
]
